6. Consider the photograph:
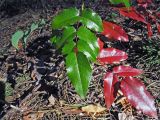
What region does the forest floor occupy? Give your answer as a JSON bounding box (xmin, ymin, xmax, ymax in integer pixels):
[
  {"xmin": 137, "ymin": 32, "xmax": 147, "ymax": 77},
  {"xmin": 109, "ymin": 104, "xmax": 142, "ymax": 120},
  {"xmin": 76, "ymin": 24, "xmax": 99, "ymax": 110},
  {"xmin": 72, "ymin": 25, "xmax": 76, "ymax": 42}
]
[{"xmin": 0, "ymin": 0, "xmax": 160, "ymax": 120}]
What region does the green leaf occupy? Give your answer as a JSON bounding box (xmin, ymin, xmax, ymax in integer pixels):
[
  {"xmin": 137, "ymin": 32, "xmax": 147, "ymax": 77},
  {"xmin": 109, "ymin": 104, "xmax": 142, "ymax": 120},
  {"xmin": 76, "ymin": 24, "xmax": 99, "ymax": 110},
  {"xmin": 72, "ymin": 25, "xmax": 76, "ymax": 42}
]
[
  {"xmin": 66, "ymin": 52, "xmax": 92, "ymax": 98},
  {"xmin": 39, "ymin": 19, "xmax": 46, "ymax": 25},
  {"xmin": 77, "ymin": 26, "xmax": 99, "ymax": 56},
  {"xmin": 56, "ymin": 26, "xmax": 76, "ymax": 49},
  {"xmin": 80, "ymin": 8, "xmax": 103, "ymax": 32},
  {"xmin": 62, "ymin": 41, "xmax": 75, "ymax": 55},
  {"xmin": 31, "ymin": 23, "xmax": 39, "ymax": 32},
  {"xmin": 52, "ymin": 8, "xmax": 79, "ymax": 29},
  {"xmin": 77, "ymin": 40, "xmax": 96, "ymax": 62},
  {"xmin": 109, "ymin": 0, "xmax": 130, "ymax": 7},
  {"xmin": 11, "ymin": 30, "xmax": 24, "ymax": 49},
  {"xmin": 50, "ymin": 36, "xmax": 61, "ymax": 44}
]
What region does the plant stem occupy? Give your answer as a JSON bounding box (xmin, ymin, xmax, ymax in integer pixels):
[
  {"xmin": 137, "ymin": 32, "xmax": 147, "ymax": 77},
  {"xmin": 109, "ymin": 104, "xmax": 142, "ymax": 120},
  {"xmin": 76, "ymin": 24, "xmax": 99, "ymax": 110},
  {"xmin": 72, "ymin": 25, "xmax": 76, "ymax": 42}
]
[{"xmin": 82, "ymin": 0, "xmax": 85, "ymax": 11}]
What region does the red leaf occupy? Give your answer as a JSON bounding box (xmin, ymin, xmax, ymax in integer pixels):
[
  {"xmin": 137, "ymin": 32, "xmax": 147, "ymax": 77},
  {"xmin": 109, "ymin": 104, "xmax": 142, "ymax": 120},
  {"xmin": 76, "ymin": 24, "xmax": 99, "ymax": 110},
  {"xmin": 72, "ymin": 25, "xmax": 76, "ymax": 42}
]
[
  {"xmin": 113, "ymin": 65, "xmax": 143, "ymax": 77},
  {"xmin": 137, "ymin": 0, "xmax": 152, "ymax": 8},
  {"xmin": 98, "ymin": 38, "xmax": 104, "ymax": 50},
  {"xmin": 97, "ymin": 48, "xmax": 128, "ymax": 64},
  {"xmin": 121, "ymin": 77, "xmax": 157, "ymax": 118},
  {"xmin": 102, "ymin": 21, "xmax": 129, "ymax": 42},
  {"xmin": 147, "ymin": 23, "xmax": 153, "ymax": 37},
  {"xmin": 104, "ymin": 72, "xmax": 119, "ymax": 109},
  {"xmin": 118, "ymin": 7, "xmax": 155, "ymax": 37},
  {"xmin": 118, "ymin": 7, "xmax": 147, "ymax": 24}
]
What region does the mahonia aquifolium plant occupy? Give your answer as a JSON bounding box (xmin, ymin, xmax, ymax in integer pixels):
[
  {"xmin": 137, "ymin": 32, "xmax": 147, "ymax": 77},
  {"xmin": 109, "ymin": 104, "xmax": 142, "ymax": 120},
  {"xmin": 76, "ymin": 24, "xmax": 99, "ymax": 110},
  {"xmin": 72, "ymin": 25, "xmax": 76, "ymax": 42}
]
[{"xmin": 51, "ymin": 7, "xmax": 103, "ymax": 98}]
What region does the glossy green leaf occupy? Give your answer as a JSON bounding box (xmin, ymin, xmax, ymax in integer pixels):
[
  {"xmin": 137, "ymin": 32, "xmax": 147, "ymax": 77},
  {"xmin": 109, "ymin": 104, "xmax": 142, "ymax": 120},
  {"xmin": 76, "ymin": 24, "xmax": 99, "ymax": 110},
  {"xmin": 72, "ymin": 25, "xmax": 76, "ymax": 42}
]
[
  {"xmin": 77, "ymin": 40, "xmax": 96, "ymax": 62},
  {"xmin": 52, "ymin": 8, "xmax": 79, "ymax": 29},
  {"xmin": 66, "ymin": 52, "xmax": 92, "ymax": 98},
  {"xmin": 62, "ymin": 41, "xmax": 75, "ymax": 55},
  {"xmin": 56, "ymin": 26, "xmax": 76, "ymax": 49},
  {"xmin": 77, "ymin": 26, "xmax": 99, "ymax": 56},
  {"xmin": 80, "ymin": 8, "xmax": 103, "ymax": 32},
  {"xmin": 11, "ymin": 30, "xmax": 24, "ymax": 49},
  {"xmin": 50, "ymin": 36, "xmax": 61, "ymax": 44},
  {"xmin": 109, "ymin": 0, "xmax": 130, "ymax": 7}
]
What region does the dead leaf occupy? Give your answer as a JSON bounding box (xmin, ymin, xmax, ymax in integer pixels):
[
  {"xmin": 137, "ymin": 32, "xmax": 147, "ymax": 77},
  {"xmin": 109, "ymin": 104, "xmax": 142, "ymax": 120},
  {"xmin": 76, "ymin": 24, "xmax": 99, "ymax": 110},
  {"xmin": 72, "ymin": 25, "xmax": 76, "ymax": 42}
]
[
  {"xmin": 118, "ymin": 113, "xmax": 134, "ymax": 120},
  {"xmin": 23, "ymin": 112, "xmax": 44, "ymax": 120},
  {"xmin": 48, "ymin": 95, "xmax": 56, "ymax": 106},
  {"xmin": 81, "ymin": 104, "xmax": 106, "ymax": 114}
]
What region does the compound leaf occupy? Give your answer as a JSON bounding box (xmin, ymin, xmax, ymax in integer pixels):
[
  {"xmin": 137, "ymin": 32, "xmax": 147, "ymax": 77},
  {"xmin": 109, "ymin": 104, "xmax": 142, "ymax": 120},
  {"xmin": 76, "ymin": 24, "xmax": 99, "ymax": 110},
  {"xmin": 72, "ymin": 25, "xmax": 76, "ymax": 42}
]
[{"xmin": 66, "ymin": 52, "xmax": 92, "ymax": 98}]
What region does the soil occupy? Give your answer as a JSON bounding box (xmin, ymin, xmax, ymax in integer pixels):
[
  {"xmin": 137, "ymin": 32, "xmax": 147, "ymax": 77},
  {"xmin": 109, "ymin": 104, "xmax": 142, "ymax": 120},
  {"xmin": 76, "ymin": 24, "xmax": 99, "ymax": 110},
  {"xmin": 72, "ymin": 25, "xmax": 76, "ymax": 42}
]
[{"xmin": 0, "ymin": 0, "xmax": 160, "ymax": 120}]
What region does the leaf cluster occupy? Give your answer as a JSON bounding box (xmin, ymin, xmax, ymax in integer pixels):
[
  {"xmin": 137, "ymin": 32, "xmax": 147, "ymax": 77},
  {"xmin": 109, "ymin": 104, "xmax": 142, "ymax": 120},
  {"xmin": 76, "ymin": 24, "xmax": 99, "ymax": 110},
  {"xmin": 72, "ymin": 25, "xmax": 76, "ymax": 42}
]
[{"xmin": 51, "ymin": 8, "xmax": 103, "ymax": 98}]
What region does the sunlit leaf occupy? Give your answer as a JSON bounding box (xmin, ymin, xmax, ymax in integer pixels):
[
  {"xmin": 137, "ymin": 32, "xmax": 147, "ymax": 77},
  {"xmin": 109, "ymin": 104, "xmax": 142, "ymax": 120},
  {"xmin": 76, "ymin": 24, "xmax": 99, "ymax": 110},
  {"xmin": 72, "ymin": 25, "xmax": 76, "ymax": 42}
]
[
  {"xmin": 121, "ymin": 77, "xmax": 157, "ymax": 118},
  {"xmin": 97, "ymin": 48, "xmax": 128, "ymax": 64},
  {"xmin": 104, "ymin": 72, "xmax": 119, "ymax": 109},
  {"xmin": 113, "ymin": 65, "xmax": 143, "ymax": 77},
  {"xmin": 52, "ymin": 8, "xmax": 79, "ymax": 29},
  {"xmin": 102, "ymin": 21, "xmax": 129, "ymax": 42},
  {"xmin": 66, "ymin": 52, "xmax": 92, "ymax": 98},
  {"xmin": 11, "ymin": 30, "xmax": 24, "ymax": 49},
  {"xmin": 77, "ymin": 40, "xmax": 97, "ymax": 62},
  {"xmin": 77, "ymin": 26, "xmax": 99, "ymax": 56},
  {"xmin": 80, "ymin": 8, "xmax": 103, "ymax": 32}
]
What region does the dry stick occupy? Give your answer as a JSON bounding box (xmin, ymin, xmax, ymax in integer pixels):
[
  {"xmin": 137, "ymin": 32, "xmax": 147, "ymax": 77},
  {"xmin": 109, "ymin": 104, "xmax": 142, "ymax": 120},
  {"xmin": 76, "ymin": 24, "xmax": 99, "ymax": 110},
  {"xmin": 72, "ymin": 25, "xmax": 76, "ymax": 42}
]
[{"xmin": 0, "ymin": 99, "xmax": 24, "ymax": 112}]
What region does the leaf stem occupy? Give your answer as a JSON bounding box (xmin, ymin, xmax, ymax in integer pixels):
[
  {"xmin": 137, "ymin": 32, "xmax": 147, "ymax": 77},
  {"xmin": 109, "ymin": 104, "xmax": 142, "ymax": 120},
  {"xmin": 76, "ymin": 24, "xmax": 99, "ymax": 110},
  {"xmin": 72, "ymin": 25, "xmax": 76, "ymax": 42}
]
[{"xmin": 82, "ymin": 0, "xmax": 85, "ymax": 11}]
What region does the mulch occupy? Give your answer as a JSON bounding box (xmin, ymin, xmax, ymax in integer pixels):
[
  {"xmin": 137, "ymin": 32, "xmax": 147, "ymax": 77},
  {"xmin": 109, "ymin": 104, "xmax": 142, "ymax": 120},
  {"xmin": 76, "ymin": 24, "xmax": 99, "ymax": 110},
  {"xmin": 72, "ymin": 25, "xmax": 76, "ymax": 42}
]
[{"xmin": 0, "ymin": 0, "xmax": 160, "ymax": 119}]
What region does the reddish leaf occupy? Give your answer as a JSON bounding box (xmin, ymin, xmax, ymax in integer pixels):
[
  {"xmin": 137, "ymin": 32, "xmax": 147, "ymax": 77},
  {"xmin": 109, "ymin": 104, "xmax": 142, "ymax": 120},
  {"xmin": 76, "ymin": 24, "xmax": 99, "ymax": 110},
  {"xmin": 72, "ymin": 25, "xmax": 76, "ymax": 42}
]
[
  {"xmin": 137, "ymin": 0, "xmax": 152, "ymax": 4},
  {"xmin": 104, "ymin": 72, "xmax": 119, "ymax": 109},
  {"xmin": 121, "ymin": 77, "xmax": 157, "ymax": 118},
  {"xmin": 97, "ymin": 48, "xmax": 128, "ymax": 64},
  {"xmin": 118, "ymin": 7, "xmax": 155, "ymax": 37},
  {"xmin": 137, "ymin": 0, "xmax": 152, "ymax": 8},
  {"xmin": 118, "ymin": 7, "xmax": 147, "ymax": 24},
  {"xmin": 113, "ymin": 65, "xmax": 143, "ymax": 77},
  {"xmin": 98, "ymin": 38, "xmax": 104, "ymax": 50},
  {"xmin": 147, "ymin": 23, "xmax": 153, "ymax": 37},
  {"xmin": 102, "ymin": 21, "xmax": 129, "ymax": 42}
]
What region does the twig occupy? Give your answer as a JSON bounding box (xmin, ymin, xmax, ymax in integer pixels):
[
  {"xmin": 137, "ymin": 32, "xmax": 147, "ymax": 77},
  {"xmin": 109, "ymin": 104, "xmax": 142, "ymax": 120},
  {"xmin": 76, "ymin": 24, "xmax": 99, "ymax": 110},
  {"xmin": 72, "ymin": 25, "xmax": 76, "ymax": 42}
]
[{"xmin": 0, "ymin": 99, "xmax": 24, "ymax": 112}]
